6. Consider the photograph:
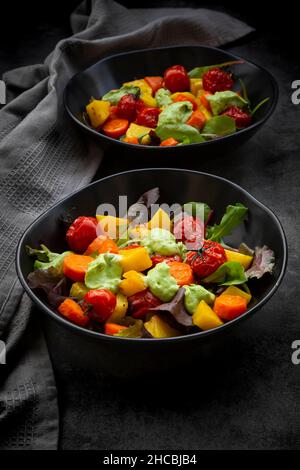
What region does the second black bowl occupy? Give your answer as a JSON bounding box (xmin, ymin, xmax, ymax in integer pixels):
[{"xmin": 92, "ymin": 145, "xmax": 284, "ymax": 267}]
[{"xmin": 64, "ymin": 45, "xmax": 278, "ymax": 154}]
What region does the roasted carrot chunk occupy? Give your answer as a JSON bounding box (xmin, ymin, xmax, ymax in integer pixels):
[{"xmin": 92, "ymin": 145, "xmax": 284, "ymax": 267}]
[
  {"xmin": 63, "ymin": 254, "xmax": 94, "ymax": 282},
  {"xmin": 167, "ymin": 261, "xmax": 194, "ymax": 286},
  {"xmin": 104, "ymin": 323, "xmax": 128, "ymax": 335},
  {"xmin": 214, "ymin": 294, "xmax": 247, "ymax": 320},
  {"xmin": 84, "ymin": 236, "xmax": 118, "ymax": 255},
  {"xmin": 58, "ymin": 298, "xmax": 88, "ymax": 326}
]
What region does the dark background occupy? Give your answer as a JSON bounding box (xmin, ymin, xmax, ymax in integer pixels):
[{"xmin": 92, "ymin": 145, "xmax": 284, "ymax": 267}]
[{"xmin": 1, "ymin": 0, "xmax": 300, "ymax": 450}]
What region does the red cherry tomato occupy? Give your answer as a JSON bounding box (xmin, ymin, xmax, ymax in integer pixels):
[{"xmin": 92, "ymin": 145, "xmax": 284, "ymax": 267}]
[
  {"xmin": 222, "ymin": 106, "xmax": 252, "ymax": 128},
  {"xmin": 173, "ymin": 215, "xmax": 204, "ymax": 250},
  {"xmin": 136, "ymin": 107, "xmax": 160, "ymax": 128},
  {"xmin": 151, "ymin": 254, "xmax": 182, "ymax": 267},
  {"xmin": 202, "ymin": 67, "xmax": 234, "ymax": 93},
  {"xmin": 186, "ymin": 240, "xmax": 226, "ymax": 279},
  {"xmin": 128, "ymin": 289, "xmax": 162, "ymax": 319},
  {"xmin": 164, "ymin": 65, "xmax": 190, "ymax": 93},
  {"xmin": 66, "ymin": 216, "xmax": 98, "ymax": 253},
  {"xmin": 117, "ymin": 94, "xmax": 138, "ymax": 120},
  {"xmin": 84, "ymin": 289, "xmax": 116, "ymax": 323}
]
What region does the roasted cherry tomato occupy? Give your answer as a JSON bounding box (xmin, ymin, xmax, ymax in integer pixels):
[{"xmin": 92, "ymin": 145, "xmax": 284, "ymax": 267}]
[
  {"xmin": 173, "ymin": 215, "xmax": 204, "ymax": 250},
  {"xmin": 66, "ymin": 216, "xmax": 98, "ymax": 253},
  {"xmin": 128, "ymin": 289, "xmax": 162, "ymax": 319},
  {"xmin": 117, "ymin": 94, "xmax": 138, "ymax": 120},
  {"xmin": 84, "ymin": 289, "xmax": 116, "ymax": 323},
  {"xmin": 136, "ymin": 107, "xmax": 160, "ymax": 128},
  {"xmin": 151, "ymin": 254, "xmax": 182, "ymax": 267},
  {"xmin": 186, "ymin": 239, "xmax": 226, "ymax": 278},
  {"xmin": 222, "ymin": 106, "xmax": 252, "ymax": 128},
  {"xmin": 202, "ymin": 67, "xmax": 234, "ymax": 93},
  {"xmin": 164, "ymin": 65, "xmax": 190, "ymax": 93}
]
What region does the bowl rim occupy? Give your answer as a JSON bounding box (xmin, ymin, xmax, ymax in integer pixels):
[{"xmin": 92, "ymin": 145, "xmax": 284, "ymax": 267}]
[
  {"xmin": 16, "ymin": 168, "xmax": 288, "ymax": 344},
  {"xmin": 63, "ymin": 44, "xmax": 279, "ymax": 151}
]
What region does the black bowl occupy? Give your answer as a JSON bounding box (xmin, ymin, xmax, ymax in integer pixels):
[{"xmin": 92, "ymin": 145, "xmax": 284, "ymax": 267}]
[
  {"xmin": 64, "ymin": 45, "xmax": 278, "ymax": 154},
  {"xmin": 16, "ymin": 169, "xmax": 287, "ymax": 377}
]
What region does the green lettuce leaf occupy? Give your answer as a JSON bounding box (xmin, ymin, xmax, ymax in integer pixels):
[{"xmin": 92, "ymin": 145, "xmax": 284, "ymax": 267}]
[
  {"xmin": 206, "ymin": 91, "xmax": 248, "ymax": 115},
  {"xmin": 102, "ymin": 85, "xmax": 140, "ymax": 105},
  {"xmin": 207, "ymin": 203, "xmax": 248, "ymax": 242},
  {"xmin": 26, "ymin": 244, "xmax": 72, "ymax": 273},
  {"xmin": 188, "ymin": 60, "xmax": 244, "ymax": 78},
  {"xmin": 155, "ymin": 88, "xmax": 172, "ymax": 107},
  {"xmin": 202, "ymin": 115, "xmax": 236, "ymax": 137},
  {"xmin": 114, "ymin": 319, "xmax": 144, "ymax": 338},
  {"xmin": 203, "ymin": 261, "xmax": 247, "ymax": 285}
]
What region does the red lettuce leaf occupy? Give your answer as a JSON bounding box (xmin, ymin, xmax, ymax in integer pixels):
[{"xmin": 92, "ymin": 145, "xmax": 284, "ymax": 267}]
[
  {"xmin": 149, "ymin": 287, "xmax": 193, "ymax": 327},
  {"xmin": 245, "ymin": 245, "xmax": 275, "ymax": 279},
  {"xmin": 27, "ymin": 267, "xmax": 68, "ymax": 308}
]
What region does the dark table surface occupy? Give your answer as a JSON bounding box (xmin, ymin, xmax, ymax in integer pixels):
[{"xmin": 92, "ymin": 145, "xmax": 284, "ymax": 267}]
[{"xmin": 1, "ymin": 1, "xmax": 300, "ymax": 450}]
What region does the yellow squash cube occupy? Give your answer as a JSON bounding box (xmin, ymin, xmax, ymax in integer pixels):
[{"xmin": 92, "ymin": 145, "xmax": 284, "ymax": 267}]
[
  {"xmin": 119, "ymin": 247, "xmax": 152, "ymax": 272},
  {"xmin": 147, "ymin": 208, "xmax": 172, "ymax": 231},
  {"xmin": 220, "ymin": 286, "xmax": 252, "ymax": 305},
  {"xmin": 193, "ymin": 300, "xmax": 224, "ymax": 331},
  {"xmin": 86, "ymin": 100, "xmax": 110, "ymax": 128},
  {"xmin": 96, "ymin": 215, "xmax": 128, "ymax": 239},
  {"xmin": 119, "ymin": 270, "xmax": 147, "ymax": 297},
  {"xmin": 126, "ymin": 123, "xmax": 152, "ymax": 139},
  {"xmin": 224, "ymin": 249, "xmax": 253, "ymax": 270},
  {"xmin": 189, "ymin": 78, "xmax": 203, "ymax": 96},
  {"xmin": 108, "ymin": 293, "xmax": 128, "ymax": 323},
  {"xmin": 144, "ymin": 315, "xmax": 180, "ymax": 338},
  {"xmin": 123, "ymin": 79, "xmax": 152, "ymax": 96}
]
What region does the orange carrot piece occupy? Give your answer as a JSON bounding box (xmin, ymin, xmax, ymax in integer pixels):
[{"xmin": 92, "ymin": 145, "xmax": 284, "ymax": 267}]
[
  {"xmin": 186, "ymin": 109, "xmax": 206, "ymax": 130},
  {"xmin": 58, "ymin": 298, "xmax": 88, "ymax": 326},
  {"xmin": 160, "ymin": 137, "xmax": 179, "ymax": 147},
  {"xmin": 63, "ymin": 254, "xmax": 94, "ymax": 282},
  {"xmin": 84, "ymin": 236, "xmax": 118, "ymax": 255},
  {"xmin": 104, "ymin": 323, "xmax": 128, "ymax": 335},
  {"xmin": 123, "ymin": 136, "xmax": 139, "ymax": 144},
  {"xmin": 102, "ymin": 118, "xmax": 129, "ymax": 138},
  {"xmin": 167, "ymin": 261, "xmax": 194, "ymax": 286},
  {"xmin": 214, "ymin": 294, "xmax": 247, "ymax": 320},
  {"xmin": 144, "ymin": 76, "xmax": 164, "ymax": 94},
  {"xmin": 200, "ymin": 93, "xmax": 212, "ymax": 111}
]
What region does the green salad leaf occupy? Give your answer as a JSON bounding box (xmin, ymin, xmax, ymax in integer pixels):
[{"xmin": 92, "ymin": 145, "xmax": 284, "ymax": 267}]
[
  {"xmin": 114, "ymin": 319, "xmax": 144, "ymax": 338},
  {"xmin": 156, "ymin": 123, "xmax": 205, "ymax": 143},
  {"xmin": 155, "ymin": 88, "xmax": 172, "ymax": 107},
  {"xmin": 188, "ymin": 60, "xmax": 244, "ymax": 78},
  {"xmin": 26, "ymin": 244, "xmax": 72, "ymax": 273},
  {"xmin": 102, "ymin": 85, "xmax": 140, "ymax": 105},
  {"xmin": 203, "ymin": 261, "xmax": 247, "ymax": 285},
  {"xmin": 206, "ymin": 91, "xmax": 248, "ymax": 115},
  {"xmin": 207, "ymin": 203, "xmax": 248, "ymax": 242},
  {"xmin": 202, "ymin": 115, "xmax": 236, "ymax": 137}
]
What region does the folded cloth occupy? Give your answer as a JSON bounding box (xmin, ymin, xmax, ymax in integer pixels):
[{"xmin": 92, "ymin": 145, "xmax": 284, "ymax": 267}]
[{"xmin": 0, "ymin": 0, "xmax": 253, "ymax": 449}]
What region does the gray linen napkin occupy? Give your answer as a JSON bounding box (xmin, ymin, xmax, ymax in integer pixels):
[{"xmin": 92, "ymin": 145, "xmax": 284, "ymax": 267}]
[{"xmin": 0, "ymin": 0, "xmax": 253, "ymax": 449}]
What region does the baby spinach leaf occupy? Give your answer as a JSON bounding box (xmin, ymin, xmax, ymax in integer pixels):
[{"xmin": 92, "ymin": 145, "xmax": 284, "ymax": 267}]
[
  {"xmin": 156, "ymin": 123, "xmax": 205, "ymax": 143},
  {"xmin": 188, "ymin": 60, "xmax": 244, "ymax": 78},
  {"xmin": 207, "ymin": 203, "xmax": 248, "ymax": 242},
  {"xmin": 203, "ymin": 261, "xmax": 247, "ymax": 285},
  {"xmin": 202, "ymin": 115, "xmax": 236, "ymax": 137},
  {"xmin": 102, "ymin": 85, "xmax": 140, "ymax": 105},
  {"xmin": 245, "ymin": 245, "xmax": 275, "ymax": 279},
  {"xmin": 206, "ymin": 91, "xmax": 248, "ymax": 115}
]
